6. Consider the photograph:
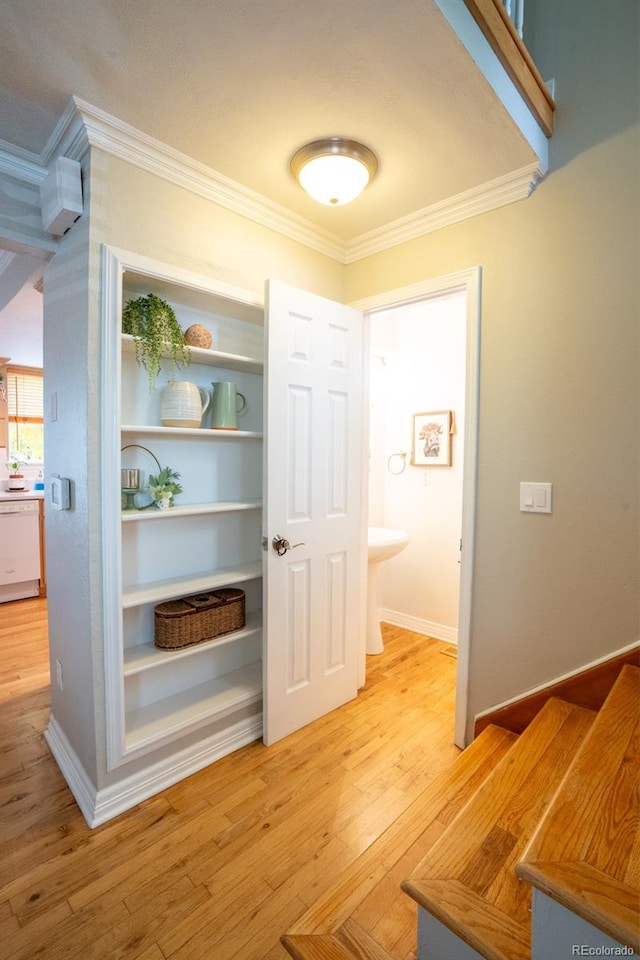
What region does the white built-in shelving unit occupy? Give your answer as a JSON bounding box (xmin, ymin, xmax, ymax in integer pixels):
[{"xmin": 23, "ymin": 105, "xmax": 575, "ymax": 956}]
[{"xmin": 102, "ymin": 247, "xmax": 266, "ymax": 770}]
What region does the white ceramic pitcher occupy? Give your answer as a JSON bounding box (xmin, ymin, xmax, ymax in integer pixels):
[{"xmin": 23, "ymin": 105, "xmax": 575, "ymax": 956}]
[{"xmin": 160, "ymin": 381, "xmax": 210, "ymax": 428}]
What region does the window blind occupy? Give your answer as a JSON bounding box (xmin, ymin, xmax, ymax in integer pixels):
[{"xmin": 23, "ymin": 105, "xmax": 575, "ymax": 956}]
[{"xmin": 7, "ymin": 367, "xmax": 44, "ymax": 422}]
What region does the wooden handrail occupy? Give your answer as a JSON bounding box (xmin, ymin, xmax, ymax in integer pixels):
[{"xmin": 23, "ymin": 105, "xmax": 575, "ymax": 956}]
[{"xmin": 463, "ymin": 0, "xmax": 555, "ymax": 136}]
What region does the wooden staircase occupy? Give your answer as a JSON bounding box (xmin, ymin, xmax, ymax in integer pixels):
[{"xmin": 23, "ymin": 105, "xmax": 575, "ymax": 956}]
[{"xmin": 281, "ymin": 665, "xmax": 640, "ymax": 960}]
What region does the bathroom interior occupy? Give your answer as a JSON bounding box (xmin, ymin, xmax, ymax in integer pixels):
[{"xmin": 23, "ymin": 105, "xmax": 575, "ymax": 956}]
[{"xmin": 367, "ymin": 289, "xmax": 467, "ymax": 652}]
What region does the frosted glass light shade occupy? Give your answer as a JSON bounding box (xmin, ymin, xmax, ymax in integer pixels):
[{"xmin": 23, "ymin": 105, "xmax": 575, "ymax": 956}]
[{"xmin": 290, "ymin": 138, "xmax": 378, "ymax": 206}]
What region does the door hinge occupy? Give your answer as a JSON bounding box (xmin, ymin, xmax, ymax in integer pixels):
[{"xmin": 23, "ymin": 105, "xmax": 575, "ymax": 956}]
[{"xmin": 261, "ymin": 536, "xmax": 268, "ymax": 552}]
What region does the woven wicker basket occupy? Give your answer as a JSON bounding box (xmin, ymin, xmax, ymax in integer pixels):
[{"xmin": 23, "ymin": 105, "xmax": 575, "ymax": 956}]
[{"xmin": 154, "ymin": 588, "xmax": 245, "ymax": 649}]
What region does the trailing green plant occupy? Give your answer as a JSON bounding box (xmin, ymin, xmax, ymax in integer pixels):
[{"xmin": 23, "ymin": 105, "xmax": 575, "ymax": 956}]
[{"xmin": 122, "ymin": 293, "xmax": 190, "ymax": 389}]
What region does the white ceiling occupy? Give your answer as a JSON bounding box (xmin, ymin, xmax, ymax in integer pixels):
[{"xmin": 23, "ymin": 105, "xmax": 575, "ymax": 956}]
[
  {"xmin": 0, "ymin": 0, "xmax": 542, "ymax": 356},
  {"xmin": 0, "ymin": 0, "xmax": 537, "ymax": 240}
]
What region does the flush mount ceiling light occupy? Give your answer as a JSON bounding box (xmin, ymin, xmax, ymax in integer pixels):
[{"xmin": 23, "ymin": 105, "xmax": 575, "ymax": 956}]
[{"xmin": 290, "ymin": 137, "xmax": 378, "ymax": 206}]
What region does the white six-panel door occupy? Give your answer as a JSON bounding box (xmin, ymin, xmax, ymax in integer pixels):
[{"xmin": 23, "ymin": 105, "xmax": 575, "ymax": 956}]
[{"xmin": 263, "ymin": 280, "xmax": 364, "ymax": 745}]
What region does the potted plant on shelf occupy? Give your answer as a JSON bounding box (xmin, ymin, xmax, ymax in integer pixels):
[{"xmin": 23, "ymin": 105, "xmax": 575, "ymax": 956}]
[
  {"xmin": 122, "ymin": 293, "xmax": 190, "ymax": 389},
  {"xmin": 7, "ymin": 456, "xmax": 26, "ymax": 490},
  {"xmin": 147, "ymin": 466, "xmax": 183, "ymax": 510}
]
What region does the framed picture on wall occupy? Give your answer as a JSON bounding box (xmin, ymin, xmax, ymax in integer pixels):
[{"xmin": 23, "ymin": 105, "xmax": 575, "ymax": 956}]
[{"xmin": 411, "ymin": 410, "xmax": 452, "ymax": 466}]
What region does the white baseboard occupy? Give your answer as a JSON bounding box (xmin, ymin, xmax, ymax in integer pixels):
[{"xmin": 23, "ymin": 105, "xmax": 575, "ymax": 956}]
[
  {"xmin": 44, "ymin": 716, "xmax": 99, "ymax": 826},
  {"xmin": 379, "ymin": 608, "xmax": 458, "ymax": 645},
  {"xmin": 45, "ymin": 712, "xmax": 262, "ymax": 828}
]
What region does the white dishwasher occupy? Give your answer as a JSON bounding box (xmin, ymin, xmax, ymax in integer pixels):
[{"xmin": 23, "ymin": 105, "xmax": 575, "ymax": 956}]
[{"xmin": 0, "ymin": 499, "xmax": 41, "ymax": 602}]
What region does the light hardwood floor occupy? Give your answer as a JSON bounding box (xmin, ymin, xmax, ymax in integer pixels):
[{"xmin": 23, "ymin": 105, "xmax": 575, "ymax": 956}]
[{"xmin": 0, "ymin": 597, "xmax": 459, "ymax": 960}]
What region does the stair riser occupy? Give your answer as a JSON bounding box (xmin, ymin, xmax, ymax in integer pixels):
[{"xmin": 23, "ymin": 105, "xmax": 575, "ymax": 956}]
[
  {"xmin": 418, "ymin": 911, "xmax": 486, "ymax": 960},
  {"xmin": 531, "ymin": 889, "xmax": 638, "ymax": 960}
]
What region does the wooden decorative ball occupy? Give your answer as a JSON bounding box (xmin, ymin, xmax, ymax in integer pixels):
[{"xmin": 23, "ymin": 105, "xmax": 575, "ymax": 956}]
[{"xmin": 184, "ymin": 324, "xmax": 213, "ymax": 349}]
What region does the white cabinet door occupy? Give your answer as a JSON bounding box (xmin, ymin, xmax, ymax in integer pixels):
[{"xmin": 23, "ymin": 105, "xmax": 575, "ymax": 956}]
[{"xmin": 263, "ymin": 280, "xmax": 364, "ymax": 745}]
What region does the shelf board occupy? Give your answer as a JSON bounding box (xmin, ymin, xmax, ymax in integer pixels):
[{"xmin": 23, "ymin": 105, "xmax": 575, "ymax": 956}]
[
  {"xmin": 121, "ymin": 424, "xmax": 263, "ymax": 439},
  {"xmin": 122, "ymin": 499, "xmax": 262, "ymax": 522},
  {"xmin": 124, "ymin": 612, "xmax": 262, "ymax": 675},
  {"xmin": 122, "ymin": 561, "xmax": 262, "ymax": 608},
  {"xmin": 122, "ymin": 333, "xmax": 263, "ymax": 374},
  {"xmin": 124, "ymin": 660, "xmax": 262, "ymax": 751}
]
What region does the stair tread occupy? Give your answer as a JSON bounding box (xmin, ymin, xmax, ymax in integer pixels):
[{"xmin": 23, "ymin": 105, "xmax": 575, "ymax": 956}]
[
  {"xmin": 403, "ymin": 698, "xmax": 595, "ymax": 960},
  {"xmin": 282, "ymin": 920, "xmax": 396, "ymax": 960},
  {"xmin": 281, "ymin": 723, "xmax": 517, "ymax": 959},
  {"xmin": 517, "ymin": 664, "xmax": 640, "ymax": 952},
  {"xmin": 338, "ymin": 918, "xmax": 396, "ymax": 959},
  {"xmin": 282, "ymin": 934, "xmax": 367, "ymax": 960},
  {"xmin": 402, "ymin": 878, "xmax": 530, "ymax": 960}
]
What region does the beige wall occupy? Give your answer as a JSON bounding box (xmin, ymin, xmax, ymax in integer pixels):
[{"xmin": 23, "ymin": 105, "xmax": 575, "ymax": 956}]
[
  {"xmin": 44, "ymin": 152, "xmax": 100, "ymax": 781},
  {"xmin": 346, "ymin": 0, "xmax": 639, "ymax": 735},
  {"xmin": 94, "ymin": 153, "xmax": 345, "ymax": 302}
]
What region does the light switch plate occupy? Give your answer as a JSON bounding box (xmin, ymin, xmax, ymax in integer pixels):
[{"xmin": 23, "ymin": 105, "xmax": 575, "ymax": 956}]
[
  {"xmin": 520, "ymin": 481, "xmax": 552, "ymax": 514},
  {"xmin": 50, "ymin": 475, "xmax": 71, "ymax": 510}
]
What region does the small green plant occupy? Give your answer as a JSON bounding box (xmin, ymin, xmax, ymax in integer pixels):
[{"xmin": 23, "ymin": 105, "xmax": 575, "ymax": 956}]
[
  {"xmin": 122, "ymin": 293, "xmax": 190, "ymax": 389},
  {"xmin": 148, "ymin": 466, "xmax": 183, "ymax": 509},
  {"xmin": 8, "ymin": 451, "xmax": 29, "ymax": 473}
]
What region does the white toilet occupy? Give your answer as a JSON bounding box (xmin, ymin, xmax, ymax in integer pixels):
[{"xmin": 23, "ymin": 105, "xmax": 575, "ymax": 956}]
[{"xmin": 367, "ymin": 526, "xmax": 409, "ymax": 655}]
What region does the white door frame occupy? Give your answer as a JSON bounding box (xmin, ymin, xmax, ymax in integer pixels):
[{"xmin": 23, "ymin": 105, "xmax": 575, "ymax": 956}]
[{"xmin": 350, "ymin": 266, "xmax": 482, "ymax": 748}]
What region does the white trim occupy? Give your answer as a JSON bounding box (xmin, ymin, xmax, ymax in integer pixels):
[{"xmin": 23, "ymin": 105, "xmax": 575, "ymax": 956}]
[
  {"xmin": 344, "ymin": 163, "xmax": 544, "ymax": 263},
  {"xmin": 359, "ymin": 319, "xmax": 372, "ymax": 689},
  {"xmin": 456, "ymin": 271, "xmax": 482, "ymax": 748},
  {"xmin": 350, "ymin": 268, "xmax": 481, "ymax": 314},
  {"xmin": 0, "ymin": 141, "xmax": 48, "ymax": 185},
  {"xmin": 92, "ymin": 717, "xmax": 262, "ymax": 827},
  {"xmin": 71, "ymin": 98, "xmax": 344, "ymax": 262},
  {"xmin": 352, "ymin": 266, "xmax": 482, "ymax": 750},
  {"xmin": 72, "ymin": 97, "xmax": 543, "ymax": 264},
  {"xmin": 101, "ymin": 245, "xmax": 126, "ymax": 771},
  {"xmin": 473, "ymin": 640, "xmax": 640, "ymax": 724},
  {"xmin": 2, "ymin": 95, "xmax": 545, "ymax": 266},
  {"xmin": 45, "ymin": 711, "xmax": 262, "ymax": 828},
  {"xmin": 44, "ymin": 715, "xmax": 100, "ymax": 828},
  {"xmin": 379, "ymin": 609, "xmax": 458, "ymax": 645},
  {"xmin": 41, "ymin": 96, "xmax": 91, "ymax": 165},
  {"xmin": 106, "ymin": 244, "xmax": 264, "ymax": 312}
]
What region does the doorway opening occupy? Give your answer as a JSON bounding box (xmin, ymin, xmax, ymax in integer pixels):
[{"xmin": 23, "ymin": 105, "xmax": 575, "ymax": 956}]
[
  {"xmin": 0, "ymin": 248, "xmax": 49, "ymax": 665},
  {"xmin": 353, "ymin": 267, "xmax": 481, "ymax": 747}
]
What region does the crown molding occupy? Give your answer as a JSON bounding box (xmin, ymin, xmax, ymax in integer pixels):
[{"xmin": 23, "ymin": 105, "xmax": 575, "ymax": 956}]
[
  {"xmin": 41, "ymin": 96, "xmax": 91, "ymax": 164},
  {"xmin": 0, "ymin": 96, "xmax": 546, "ymax": 265},
  {"xmin": 66, "ymin": 98, "xmax": 346, "ymax": 262},
  {"xmin": 0, "ymin": 139, "xmax": 48, "ymax": 185},
  {"xmin": 343, "ymin": 161, "xmax": 545, "ymax": 263}
]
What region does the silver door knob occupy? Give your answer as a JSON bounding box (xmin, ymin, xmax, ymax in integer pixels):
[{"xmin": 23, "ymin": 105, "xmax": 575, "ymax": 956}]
[{"xmin": 272, "ymin": 535, "xmax": 306, "ymax": 556}]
